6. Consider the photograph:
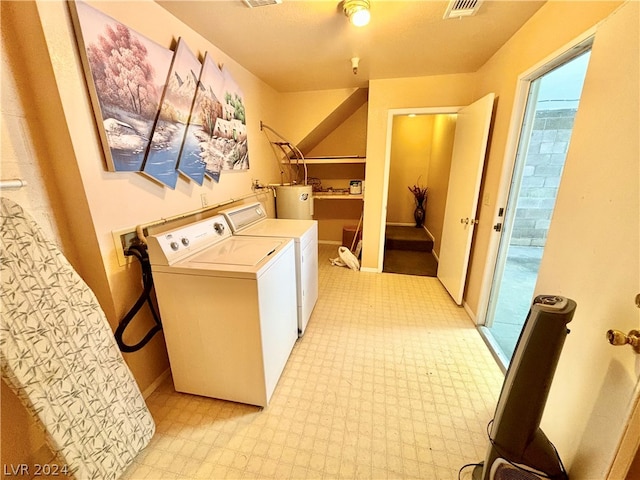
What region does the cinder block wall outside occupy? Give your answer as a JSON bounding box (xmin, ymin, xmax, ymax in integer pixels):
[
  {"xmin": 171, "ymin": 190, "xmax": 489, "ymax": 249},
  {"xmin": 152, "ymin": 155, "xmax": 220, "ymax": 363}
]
[{"xmin": 511, "ymin": 108, "xmax": 577, "ymax": 247}]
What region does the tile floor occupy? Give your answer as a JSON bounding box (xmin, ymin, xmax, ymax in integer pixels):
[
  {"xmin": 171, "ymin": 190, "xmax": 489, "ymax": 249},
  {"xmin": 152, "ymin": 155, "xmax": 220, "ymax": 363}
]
[{"xmin": 122, "ymin": 244, "xmax": 504, "ymax": 479}]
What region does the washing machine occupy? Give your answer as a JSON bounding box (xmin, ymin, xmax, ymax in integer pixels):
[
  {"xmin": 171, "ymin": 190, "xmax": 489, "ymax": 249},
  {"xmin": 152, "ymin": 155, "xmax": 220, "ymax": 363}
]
[
  {"xmin": 146, "ymin": 214, "xmax": 297, "ymax": 407},
  {"xmin": 220, "ymin": 202, "xmax": 318, "ymax": 336}
]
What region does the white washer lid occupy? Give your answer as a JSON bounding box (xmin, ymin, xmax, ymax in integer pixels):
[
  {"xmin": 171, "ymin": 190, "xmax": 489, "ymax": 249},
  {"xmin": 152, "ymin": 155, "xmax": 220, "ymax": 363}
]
[
  {"xmin": 237, "ymin": 218, "xmax": 316, "ymax": 239},
  {"xmin": 187, "ymin": 237, "xmax": 282, "ymax": 266}
]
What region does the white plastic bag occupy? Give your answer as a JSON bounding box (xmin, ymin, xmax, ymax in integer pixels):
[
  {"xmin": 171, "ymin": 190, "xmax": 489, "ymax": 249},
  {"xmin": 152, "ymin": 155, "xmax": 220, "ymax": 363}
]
[{"xmin": 330, "ymin": 246, "xmax": 360, "ymax": 271}]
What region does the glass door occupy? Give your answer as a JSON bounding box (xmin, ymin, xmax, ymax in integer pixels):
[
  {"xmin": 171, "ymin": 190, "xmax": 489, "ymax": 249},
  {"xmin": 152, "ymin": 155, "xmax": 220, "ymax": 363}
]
[{"xmin": 482, "ymin": 50, "xmax": 591, "ymax": 365}]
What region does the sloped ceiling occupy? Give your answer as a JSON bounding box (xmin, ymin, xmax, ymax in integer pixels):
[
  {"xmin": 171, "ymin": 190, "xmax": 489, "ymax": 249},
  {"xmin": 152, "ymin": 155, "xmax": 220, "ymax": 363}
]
[{"xmin": 297, "ymin": 88, "xmax": 368, "ymax": 155}]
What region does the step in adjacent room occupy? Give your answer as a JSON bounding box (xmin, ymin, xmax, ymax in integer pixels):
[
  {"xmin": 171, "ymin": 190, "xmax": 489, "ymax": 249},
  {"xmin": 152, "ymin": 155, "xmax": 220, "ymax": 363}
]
[{"xmin": 383, "ymin": 225, "xmax": 438, "ymax": 277}]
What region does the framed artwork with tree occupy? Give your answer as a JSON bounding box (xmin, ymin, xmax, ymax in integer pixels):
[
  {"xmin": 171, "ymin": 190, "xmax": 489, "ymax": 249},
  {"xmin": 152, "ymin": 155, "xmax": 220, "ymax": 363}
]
[{"xmin": 70, "ymin": 1, "xmax": 173, "ymax": 172}]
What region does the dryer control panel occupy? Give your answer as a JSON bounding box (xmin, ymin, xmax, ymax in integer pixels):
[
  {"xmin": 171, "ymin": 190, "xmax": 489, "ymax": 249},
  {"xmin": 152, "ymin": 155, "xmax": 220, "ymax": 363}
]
[
  {"xmin": 147, "ymin": 215, "xmax": 232, "ymax": 266},
  {"xmin": 220, "ymin": 202, "xmax": 266, "ymax": 233}
]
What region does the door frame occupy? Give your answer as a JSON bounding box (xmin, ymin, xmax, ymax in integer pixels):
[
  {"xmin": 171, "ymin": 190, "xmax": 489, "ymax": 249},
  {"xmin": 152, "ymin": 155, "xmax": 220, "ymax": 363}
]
[
  {"xmin": 378, "ymin": 106, "xmax": 462, "ymax": 272},
  {"xmin": 474, "ymin": 29, "xmax": 596, "ymax": 327},
  {"xmin": 608, "ymin": 380, "xmax": 640, "ymax": 479}
]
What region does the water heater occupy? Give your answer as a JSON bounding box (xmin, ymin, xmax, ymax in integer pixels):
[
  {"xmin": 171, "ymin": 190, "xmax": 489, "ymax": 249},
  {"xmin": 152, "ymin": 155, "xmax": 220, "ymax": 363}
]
[
  {"xmin": 473, "ymin": 295, "xmax": 576, "ymax": 480},
  {"xmin": 275, "ymin": 185, "xmax": 313, "ymax": 220}
]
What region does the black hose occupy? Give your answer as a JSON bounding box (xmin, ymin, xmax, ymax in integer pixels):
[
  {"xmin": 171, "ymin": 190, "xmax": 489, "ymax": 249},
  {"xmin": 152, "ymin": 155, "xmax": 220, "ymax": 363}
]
[{"xmin": 114, "ymin": 244, "xmax": 162, "ymax": 353}]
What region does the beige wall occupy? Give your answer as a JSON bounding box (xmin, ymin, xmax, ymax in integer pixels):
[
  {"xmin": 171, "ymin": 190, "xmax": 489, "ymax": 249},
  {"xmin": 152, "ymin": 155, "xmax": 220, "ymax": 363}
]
[
  {"xmin": 361, "ymin": 2, "xmax": 621, "ymax": 276},
  {"xmin": 307, "ymin": 102, "xmax": 368, "ymax": 158},
  {"xmin": 307, "ymin": 102, "xmax": 368, "ymax": 243},
  {"xmin": 2, "ymin": 1, "xmax": 86, "ymax": 464},
  {"xmin": 464, "ymin": 0, "xmax": 622, "ymax": 315},
  {"xmin": 1, "ymin": 0, "xmax": 361, "ymax": 464},
  {"xmin": 387, "ymin": 115, "xmax": 433, "ymax": 225},
  {"xmin": 535, "ymin": 2, "xmax": 639, "ymax": 474},
  {"xmin": 276, "ymin": 88, "xmax": 360, "ymax": 147},
  {"xmin": 31, "ymin": 0, "xmax": 284, "ymax": 392},
  {"xmin": 1, "ymin": 0, "xmax": 320, "ymax": 467},
  {"xmin": 425, "ymin": 114, "xmax": 457, "ymax": 258},
  {"xmin": 1, "ymin": 0, "xmax": 629, "ymax": 475},
  {"xmin": 361, "ymin": 73, "xmax": 476, "ymax": 270},
  {"xmin": 1, "ymin": 5, "xmax": 59, "ymax": 244}
]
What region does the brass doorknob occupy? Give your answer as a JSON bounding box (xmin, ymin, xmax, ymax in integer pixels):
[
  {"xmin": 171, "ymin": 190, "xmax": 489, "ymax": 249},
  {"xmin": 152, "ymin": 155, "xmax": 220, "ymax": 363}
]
[{"xmin": 607, "ymin": 329, "xmax": 640, "ymax": 354}]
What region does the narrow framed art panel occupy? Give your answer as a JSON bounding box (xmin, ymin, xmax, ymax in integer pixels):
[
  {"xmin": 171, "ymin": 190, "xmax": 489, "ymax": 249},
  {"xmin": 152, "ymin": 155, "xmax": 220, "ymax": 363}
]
[
  {"xmin": 178, "ymin": 53, "xmax": 223, "ymax": 184},
  {"xmin": 219, "ymin": 66, "xmax": 250, "ymax": 172},
  {"xmin": 69, "ymin": 1, "xmax": 172, "ymax": 172},
  {"xmin": 141, "ymin": 38, "xmax": 202, "ymax": 188},
  {"xmin": 178, "ymin": 56, "xmax": 251, "ymax": 183}
]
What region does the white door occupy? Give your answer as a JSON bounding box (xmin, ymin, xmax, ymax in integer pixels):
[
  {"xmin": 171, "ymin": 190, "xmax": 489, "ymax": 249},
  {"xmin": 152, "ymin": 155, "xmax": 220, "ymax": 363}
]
[
  {"xmin": 482, "ymin": 51, "xmax": 591, "ymax": 363},
  {"xmin": 437, "ymin": 93, "xmax": 495, "ymax": 305},
  {"xmin": 535, "ymin": 2, "xmax": 639, "ymax": 476}
]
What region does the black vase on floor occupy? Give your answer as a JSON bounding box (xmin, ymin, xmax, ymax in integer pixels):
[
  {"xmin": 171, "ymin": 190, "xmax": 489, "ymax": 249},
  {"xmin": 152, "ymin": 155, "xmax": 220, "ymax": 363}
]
[{"xmin": 414, "ymin": 202, "xmax": 425, "ymax": 228}]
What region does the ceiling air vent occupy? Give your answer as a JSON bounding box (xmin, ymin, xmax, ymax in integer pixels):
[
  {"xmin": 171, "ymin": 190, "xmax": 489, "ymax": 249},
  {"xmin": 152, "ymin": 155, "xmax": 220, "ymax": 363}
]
[
  {"xmin": 443, "ymin": 0, "xmax": 483, "ymax": 19},
  {"xmin": 242, "ymin": 0, "xmax": 282, "ymax": 8}
]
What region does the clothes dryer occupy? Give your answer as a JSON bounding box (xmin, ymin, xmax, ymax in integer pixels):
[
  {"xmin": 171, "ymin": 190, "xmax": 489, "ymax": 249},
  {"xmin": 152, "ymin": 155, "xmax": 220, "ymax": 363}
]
[
  {"xmin": 146, "ymin": 215, "xmax": 297, "ymax": 407},
  {"xmin": 220, "ymin": 202, "xmax": 318, "ymax": 336}
]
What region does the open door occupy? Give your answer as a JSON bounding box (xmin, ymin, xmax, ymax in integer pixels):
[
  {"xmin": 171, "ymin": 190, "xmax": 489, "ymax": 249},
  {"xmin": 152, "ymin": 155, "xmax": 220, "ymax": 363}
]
[
  {"xmin": 482, "ymin": 49, "xmax": 591, "ymax": 363},
  {"xmin": 533, "ymin": 2, "xmax": 639, "ymax": 476},
  {"xmin": 437, "ymin": 93, "xmax": 494, "ymax": 305}
]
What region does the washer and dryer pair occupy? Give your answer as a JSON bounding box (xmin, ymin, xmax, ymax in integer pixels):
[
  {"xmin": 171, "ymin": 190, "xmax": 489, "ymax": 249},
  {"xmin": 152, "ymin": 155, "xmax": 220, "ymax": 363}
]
[{"xmin": 146, "ymin": 204, "xmax": 318, "ymax": 407}]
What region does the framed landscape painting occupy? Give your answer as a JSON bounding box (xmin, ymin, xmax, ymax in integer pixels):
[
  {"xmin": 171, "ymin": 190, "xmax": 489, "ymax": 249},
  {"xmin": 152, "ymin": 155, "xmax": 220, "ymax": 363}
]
[
  {"xmin": 178, "ymin": 53, "xmax": 224, "ymax": 184},
  {"xmin": 142, "ymin": 38, "xmax": 202, "ymax": 188},
  {"xmin": 219, "ymin": 66, "xmax": 249, "ymax": 172},
  {"xmin": 70, "ymin": 1, "xmax": 173, "ymax": 172}
]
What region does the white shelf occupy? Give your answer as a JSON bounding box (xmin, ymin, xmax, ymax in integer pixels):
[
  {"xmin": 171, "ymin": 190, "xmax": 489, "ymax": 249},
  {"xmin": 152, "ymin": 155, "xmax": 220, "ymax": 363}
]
[{"xmin": 304, "ymin": 156, "xmax": 366, "ymax": 164}]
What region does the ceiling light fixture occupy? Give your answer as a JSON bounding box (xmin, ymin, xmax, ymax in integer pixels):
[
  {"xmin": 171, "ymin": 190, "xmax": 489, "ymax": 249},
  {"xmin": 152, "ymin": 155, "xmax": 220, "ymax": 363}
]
[{"xmin": 343, "ymin": 0, "xmax": 371, "ymax": 27}]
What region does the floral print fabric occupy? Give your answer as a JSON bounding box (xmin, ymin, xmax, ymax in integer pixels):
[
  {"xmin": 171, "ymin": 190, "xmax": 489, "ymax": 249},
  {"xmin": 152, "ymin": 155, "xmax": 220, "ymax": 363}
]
[{"xmin": 0, "ymin": 198, "xmax": 155, "ymax": 480}]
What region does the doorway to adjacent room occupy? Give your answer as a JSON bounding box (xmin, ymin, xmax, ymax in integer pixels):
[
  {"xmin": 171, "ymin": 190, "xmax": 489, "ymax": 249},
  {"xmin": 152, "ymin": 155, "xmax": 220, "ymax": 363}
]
[
  {"xmin": 381, "ymin": 93, "xmax": 494, "ymax": 292},
  {"xmin": 382, "ymin": 112, "xmax": 457, "ymax": 277}
]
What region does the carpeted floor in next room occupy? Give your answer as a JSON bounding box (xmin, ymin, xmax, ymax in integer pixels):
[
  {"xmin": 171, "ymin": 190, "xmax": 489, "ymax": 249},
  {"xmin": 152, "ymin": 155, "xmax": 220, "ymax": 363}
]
[
  {"xmin": 383, "ymin": 225, "xmax": 438, "ymax": 277},
  {"xmin": 121, "ymin": 244, "xmax": 504, "ymax": 480}
]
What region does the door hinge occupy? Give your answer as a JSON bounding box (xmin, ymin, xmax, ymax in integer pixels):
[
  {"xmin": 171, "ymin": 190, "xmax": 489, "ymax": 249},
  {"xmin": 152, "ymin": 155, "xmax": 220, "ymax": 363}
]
[{"xmin": 493, "ymin": 222, "xmax": 502, "ymax": 232}]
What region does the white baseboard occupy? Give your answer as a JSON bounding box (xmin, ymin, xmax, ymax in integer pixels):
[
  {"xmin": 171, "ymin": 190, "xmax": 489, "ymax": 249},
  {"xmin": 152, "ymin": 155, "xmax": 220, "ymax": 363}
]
[
  {"xmin": 424, "ymin": 227, "xmax": 436, "ymax": 242},
  {"xmin": 360, "ymin": 267, "xmax": 380, "ymax": 273},
  {"xmin": 142, "ymin": 368, "xmax": 171, "ymax": 399},
  {"xmin": 462, "ymin": 301, "xmax": 476, "ymax": 322}
]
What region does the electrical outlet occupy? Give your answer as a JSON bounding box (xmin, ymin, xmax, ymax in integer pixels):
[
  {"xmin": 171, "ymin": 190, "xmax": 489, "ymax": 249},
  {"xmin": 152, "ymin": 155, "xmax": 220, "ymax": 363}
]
[
  {"xmin": 112, "ymin": 227, "xmax": 140, "ymax": 267},
  {"xmin": 201, "ymin": 193, "xmax": 208, "ymax": 207}
]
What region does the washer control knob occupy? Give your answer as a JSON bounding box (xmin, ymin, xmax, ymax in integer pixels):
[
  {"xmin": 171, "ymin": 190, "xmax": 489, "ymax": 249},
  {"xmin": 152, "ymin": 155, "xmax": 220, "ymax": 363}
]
[
  {"xmin": 170, "ymin": 241, "xmax": 179, "ymax": 251},
  {"xmin": 214, "ymin": 222, "xmax": 225, "ymax": 235},
  {"xmin": 181, "ymin": 237, "xmax": 190, "ymax": 246}
]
